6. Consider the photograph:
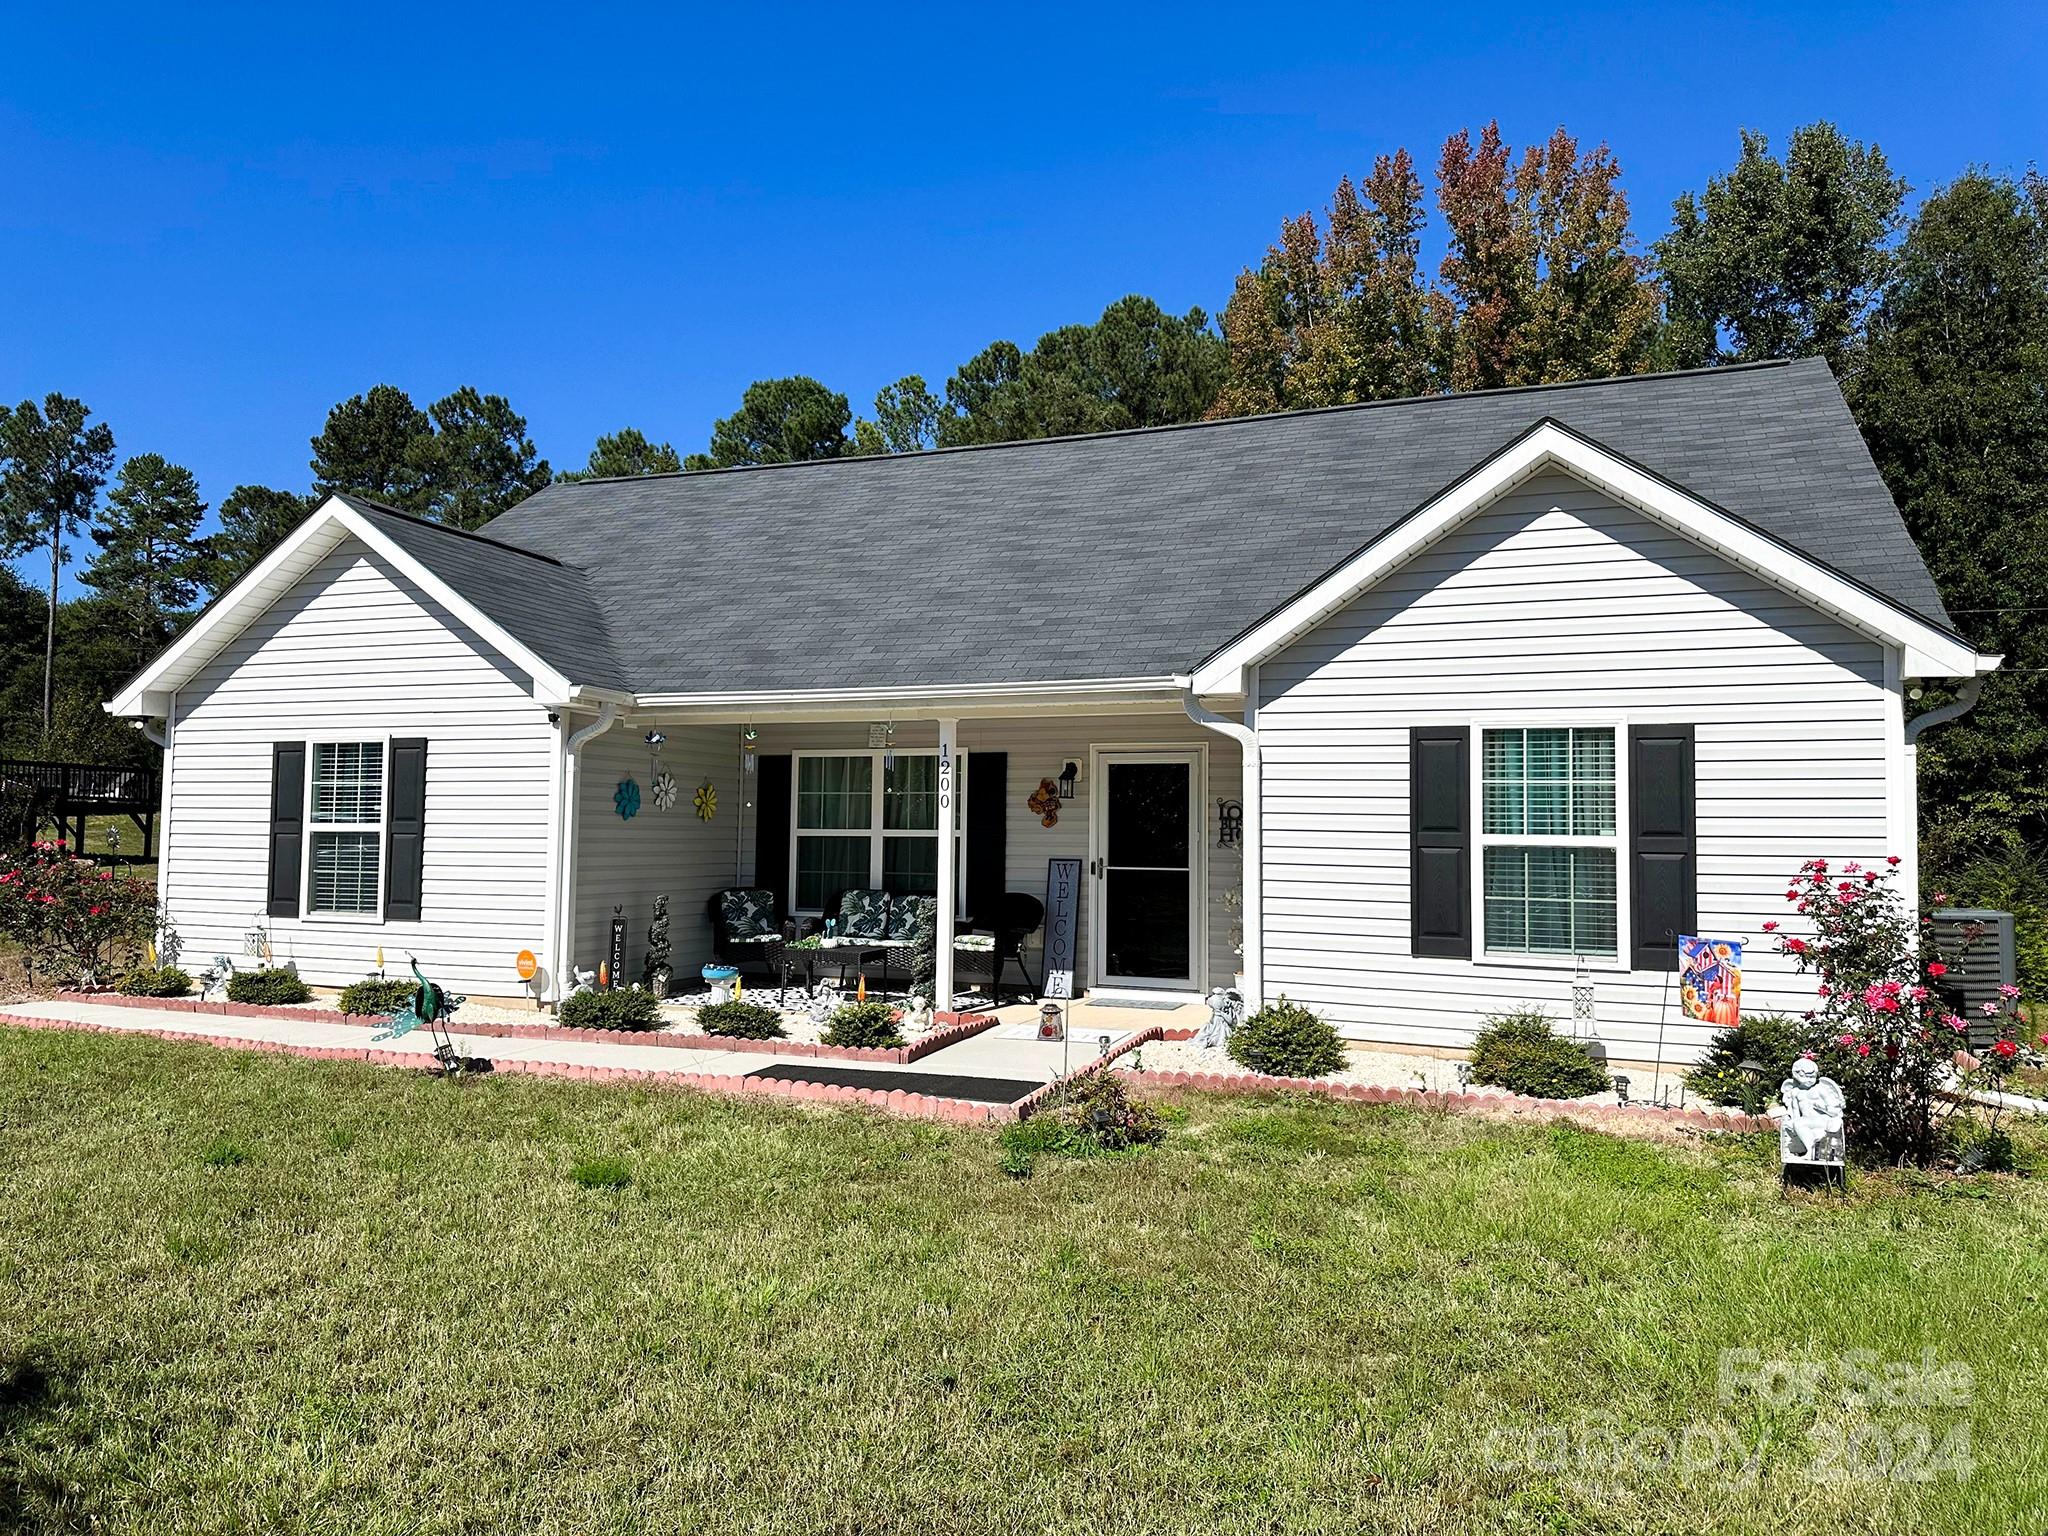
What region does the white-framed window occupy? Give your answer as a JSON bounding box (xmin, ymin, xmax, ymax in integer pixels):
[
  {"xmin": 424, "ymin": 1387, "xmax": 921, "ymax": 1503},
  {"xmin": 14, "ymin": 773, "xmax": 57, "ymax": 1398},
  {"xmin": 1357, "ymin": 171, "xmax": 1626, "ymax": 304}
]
[
  {"xmin": 791, "ymin": 751, "xmax": 966, "ymax": 914},
  {"xmin": 1477, "ymin": 725, "xmax": 1619, "ymax": 960},
  {"xmin": 307, "ymin": 740, "xmax": 386, "ymax": 916}
]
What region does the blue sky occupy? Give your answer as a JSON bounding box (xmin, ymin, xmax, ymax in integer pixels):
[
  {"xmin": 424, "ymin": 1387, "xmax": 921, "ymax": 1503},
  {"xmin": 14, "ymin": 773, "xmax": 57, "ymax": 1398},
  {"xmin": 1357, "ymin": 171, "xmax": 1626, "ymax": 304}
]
[{"xmin": 3, "ymin": 3, "xmax": 2042, "ymax": 591}]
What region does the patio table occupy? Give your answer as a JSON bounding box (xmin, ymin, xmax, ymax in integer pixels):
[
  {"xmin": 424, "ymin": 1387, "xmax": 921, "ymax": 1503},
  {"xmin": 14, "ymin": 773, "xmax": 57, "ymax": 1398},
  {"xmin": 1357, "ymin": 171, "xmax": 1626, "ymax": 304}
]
[{"xmin": 786, "ymin": 937, "xmax": 893, "ymax": 996}]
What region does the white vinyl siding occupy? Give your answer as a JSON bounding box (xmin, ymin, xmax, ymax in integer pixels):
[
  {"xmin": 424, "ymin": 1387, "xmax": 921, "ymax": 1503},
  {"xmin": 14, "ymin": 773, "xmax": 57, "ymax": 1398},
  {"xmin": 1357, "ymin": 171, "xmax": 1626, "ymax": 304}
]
[
  {"xmin": 569, "ymin": 725, "xmax": 739, "ymax": 985},
  {"xmin": 162, "ymin": 539, "xmax": 556, "ymax": 997},
  {"xmin": 1257, "ymin": 469, "xmax": 1895, "ymax": 1061}
]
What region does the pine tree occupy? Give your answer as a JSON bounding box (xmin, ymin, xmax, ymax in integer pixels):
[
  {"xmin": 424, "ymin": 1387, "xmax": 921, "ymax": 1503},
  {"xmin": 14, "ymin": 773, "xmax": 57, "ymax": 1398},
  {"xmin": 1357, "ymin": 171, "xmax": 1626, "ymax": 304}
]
[
  {"xmin": 0, "ymin": 394, "xmax": 116, "ymax": 737},
  {"xmin": 82, "ymin": 453, "xmax": 209, "ymax": 655}
]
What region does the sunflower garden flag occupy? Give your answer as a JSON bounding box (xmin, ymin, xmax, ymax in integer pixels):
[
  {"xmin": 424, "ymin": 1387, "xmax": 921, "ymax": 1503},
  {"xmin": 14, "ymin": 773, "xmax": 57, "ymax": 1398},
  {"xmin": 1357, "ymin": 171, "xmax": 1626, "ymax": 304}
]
[{"xmin": 1679, "ymin": 935, "xmax": 1742, "ymax": 1026}]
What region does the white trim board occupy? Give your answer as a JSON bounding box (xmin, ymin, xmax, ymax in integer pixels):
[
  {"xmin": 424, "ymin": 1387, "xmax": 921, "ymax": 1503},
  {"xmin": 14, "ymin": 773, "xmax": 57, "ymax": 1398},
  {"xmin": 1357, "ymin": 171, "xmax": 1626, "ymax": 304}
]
[{"xmin": 1191, "ymin": 420, "xmax": 1993, "ymax": 696}]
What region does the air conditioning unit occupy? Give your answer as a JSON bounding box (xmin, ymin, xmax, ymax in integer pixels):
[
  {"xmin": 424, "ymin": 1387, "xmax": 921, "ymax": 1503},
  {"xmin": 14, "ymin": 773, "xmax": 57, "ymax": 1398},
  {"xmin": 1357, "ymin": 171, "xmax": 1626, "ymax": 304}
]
[{"xmin": 1926, "ymin": 907, "xmax": 2017, "ymax": 1050}]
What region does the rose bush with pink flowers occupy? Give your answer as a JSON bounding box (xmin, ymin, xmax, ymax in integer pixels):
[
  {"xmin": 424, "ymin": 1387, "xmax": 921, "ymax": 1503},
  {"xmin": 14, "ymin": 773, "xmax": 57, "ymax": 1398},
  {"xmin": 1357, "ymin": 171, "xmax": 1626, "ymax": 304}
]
[
  {"xmin": 0, "ymin": 840, "xmax": 159, "ymax": 988},
  {"xmin": 1764, "ymin": 856, "xmax": 2030, "ymax": 1167}
]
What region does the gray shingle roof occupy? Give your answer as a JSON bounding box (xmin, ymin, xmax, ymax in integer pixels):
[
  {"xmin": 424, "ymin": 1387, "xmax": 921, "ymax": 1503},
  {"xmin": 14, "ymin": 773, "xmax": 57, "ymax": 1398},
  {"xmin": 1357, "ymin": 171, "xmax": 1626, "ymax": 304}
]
[
  {"xmin": 334, "ymin": 495, "xmax": 628, "ymax": 689},
  {"xmin": 467, "ymin": 357, "xmax": 1951, "ymax": 695}
]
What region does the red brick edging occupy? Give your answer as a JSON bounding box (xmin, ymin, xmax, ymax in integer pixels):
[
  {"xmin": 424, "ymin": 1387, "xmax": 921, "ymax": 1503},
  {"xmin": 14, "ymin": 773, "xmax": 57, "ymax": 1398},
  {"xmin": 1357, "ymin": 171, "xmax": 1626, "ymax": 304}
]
[
  {"xmin": 1014, "ymin": 1025, "xmax": 1167, "ymax": 1119},
  {"xmin": 1117, "ymin": 1066, "xmax": 1776, "ymax": 1133},
  {"xmin": 53, "ymin": 992, "xmax": 996, "ymax": 1065},
  {"xmin": 2, "ymin": 1011, "xmax": 1015, "ymax": 1125}
]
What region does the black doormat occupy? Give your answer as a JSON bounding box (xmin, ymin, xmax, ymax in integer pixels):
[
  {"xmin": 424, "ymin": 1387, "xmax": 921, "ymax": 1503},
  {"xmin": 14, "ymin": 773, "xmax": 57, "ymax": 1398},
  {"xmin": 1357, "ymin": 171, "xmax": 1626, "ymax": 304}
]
[{"xmin": 744, "ymin": 1063, "xmax": 1044, "ymax": 1104}]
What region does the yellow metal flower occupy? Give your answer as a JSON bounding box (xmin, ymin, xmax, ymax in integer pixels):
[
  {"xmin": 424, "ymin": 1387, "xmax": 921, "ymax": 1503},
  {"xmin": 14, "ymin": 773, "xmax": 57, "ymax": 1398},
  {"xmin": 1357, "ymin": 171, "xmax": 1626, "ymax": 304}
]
[{"xmin": 693, "ymin": 779, "xmax": 718, "ymax": 821}]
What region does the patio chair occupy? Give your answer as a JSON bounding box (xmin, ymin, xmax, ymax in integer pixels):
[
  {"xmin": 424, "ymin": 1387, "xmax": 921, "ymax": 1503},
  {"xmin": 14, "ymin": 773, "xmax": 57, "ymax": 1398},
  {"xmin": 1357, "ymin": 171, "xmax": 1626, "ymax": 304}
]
[{"xmin": 705, "ymin": 888, "xmax": 794, "ymax": 992}]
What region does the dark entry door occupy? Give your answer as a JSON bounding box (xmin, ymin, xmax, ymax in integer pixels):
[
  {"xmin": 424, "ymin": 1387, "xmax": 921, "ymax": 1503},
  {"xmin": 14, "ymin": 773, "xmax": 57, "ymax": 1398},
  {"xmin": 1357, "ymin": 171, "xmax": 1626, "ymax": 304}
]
[{"xmin": 1095, "ymin": 752, "xmax": 1197, "ymax": 987}]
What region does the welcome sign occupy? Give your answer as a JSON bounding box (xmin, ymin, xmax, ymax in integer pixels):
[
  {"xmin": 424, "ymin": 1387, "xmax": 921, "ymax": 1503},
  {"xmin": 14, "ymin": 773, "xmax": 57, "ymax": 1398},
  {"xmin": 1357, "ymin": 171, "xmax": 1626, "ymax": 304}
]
[{"xmin": 1042, "ymin": 857, "xmax": 1081, "ymax": 1000}]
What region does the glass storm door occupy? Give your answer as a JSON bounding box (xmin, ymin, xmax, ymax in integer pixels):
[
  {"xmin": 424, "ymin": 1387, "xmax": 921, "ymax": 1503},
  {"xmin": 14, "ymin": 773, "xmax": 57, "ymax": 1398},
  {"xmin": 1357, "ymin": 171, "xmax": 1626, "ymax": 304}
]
[{"xmin": 1094, "ymin": 752, "xmax": 1198, "ymax": 988}]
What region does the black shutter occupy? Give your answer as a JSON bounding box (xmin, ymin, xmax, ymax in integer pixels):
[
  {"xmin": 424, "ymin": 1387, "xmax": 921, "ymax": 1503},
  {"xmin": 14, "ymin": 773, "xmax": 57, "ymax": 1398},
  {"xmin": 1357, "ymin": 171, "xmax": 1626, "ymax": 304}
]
[
  {"xmin": 1410, "ymin": 727, "xmax": 1470, "ymax": 958},
  {"xmin": 964, "ymin": 751, "xmax": 1007, "ymax": 923},
  {"xmin": 1629, "ymin": 725, "xmax": 1696, "ymax": 971},
  {"xmin": 384, "ymin": 738, "xmax": 427, "ymax": 921},
  {"xmin": 754, "ymin": 754, "xmax": 791, "ymax": 898},
  {"xmin": 266, "ymin": 743, "xmax": 305, "ymax": 918}
]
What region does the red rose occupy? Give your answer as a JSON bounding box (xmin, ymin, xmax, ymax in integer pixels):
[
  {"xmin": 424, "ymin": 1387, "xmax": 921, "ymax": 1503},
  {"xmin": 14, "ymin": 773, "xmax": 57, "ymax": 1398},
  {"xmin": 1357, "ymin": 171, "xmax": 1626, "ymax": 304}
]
[
  {"xmin": 1994, "ymin": 1039, "xmax": 2019, "ymax": 1059},
  {"xmin": 1761, "ymin": 921, "xmax": 1779, "ymax": 932},
  {"xmin": 1927, "ymin": 962, "xmax": 1948, "ymax": 977}
]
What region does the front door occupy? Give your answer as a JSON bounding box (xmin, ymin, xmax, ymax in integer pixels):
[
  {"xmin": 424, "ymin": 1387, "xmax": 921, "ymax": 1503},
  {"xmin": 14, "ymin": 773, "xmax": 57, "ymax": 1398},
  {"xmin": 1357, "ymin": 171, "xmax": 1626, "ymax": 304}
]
[{"xmin": 1091, "ymin": 750, "xmax": 1201, "ymax": 990}]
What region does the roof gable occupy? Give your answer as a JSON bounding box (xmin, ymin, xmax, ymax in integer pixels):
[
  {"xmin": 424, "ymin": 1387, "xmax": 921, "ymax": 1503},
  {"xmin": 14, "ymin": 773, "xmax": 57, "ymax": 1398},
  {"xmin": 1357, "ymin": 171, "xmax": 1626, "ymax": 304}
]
[
  {"xmin": 1190, "ymin": 420, "xmax": 1983, "ymax": 694},
  {"xmin": 107, "ymin": 496, "xmax": 624, "ymax": 716}
]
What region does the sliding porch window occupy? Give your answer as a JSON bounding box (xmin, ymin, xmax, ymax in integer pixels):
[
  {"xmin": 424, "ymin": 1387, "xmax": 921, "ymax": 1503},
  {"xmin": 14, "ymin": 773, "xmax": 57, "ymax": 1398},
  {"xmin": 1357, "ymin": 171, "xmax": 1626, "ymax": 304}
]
[{"xmin": 792, "ymin": 752, "xmax": 964, "ymax": 914}]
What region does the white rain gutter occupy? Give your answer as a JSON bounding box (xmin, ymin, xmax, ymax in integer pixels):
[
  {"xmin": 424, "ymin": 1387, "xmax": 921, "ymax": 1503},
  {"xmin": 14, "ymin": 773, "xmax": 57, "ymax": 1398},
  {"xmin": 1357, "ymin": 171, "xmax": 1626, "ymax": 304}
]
[
  {"xmin": 550, "ymin": 701, "xmax": 620, "ymax": 1002},
  {"xmin": 1179, "ymin": 683, "xmax": 1260, "ymax": 1009}
]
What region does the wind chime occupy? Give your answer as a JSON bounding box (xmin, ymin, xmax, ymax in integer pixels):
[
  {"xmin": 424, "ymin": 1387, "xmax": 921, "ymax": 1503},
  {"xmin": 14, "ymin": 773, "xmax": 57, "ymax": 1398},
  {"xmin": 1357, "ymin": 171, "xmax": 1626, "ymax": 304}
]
[{"xmin": 646, "ymin": 730, "xmax": 678, "ymax": 812}]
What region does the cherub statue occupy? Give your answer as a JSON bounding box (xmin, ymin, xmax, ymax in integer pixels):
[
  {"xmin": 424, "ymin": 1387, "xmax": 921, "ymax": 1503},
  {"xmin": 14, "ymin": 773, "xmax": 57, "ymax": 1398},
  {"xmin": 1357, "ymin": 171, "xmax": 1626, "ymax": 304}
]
[
  {"xmin": 1195, "ymin": 986, "xmax": 1245, "ymax": 1051},
  {"xmin": 1778, "ymin": 1055, "xmax": 1847, "ymax": 1166},
  {"xmin": 569, "ymin": 966, "xmax": 598, "ymax": 996}
]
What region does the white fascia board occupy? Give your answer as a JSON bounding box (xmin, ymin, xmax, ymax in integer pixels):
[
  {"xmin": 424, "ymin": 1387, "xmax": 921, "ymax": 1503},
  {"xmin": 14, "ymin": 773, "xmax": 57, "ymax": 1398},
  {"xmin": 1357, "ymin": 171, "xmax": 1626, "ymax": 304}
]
[
  {"xmin": 1190, "ymin": 421, "xmax": 1986, "ymax": 694},
  {"xmin": 105, "ymin": 496, "xmax": 578, "ymax": 715},
  {"xmin": 632, "ymin": 675, "xmax": 1185, "ymax": 723}
]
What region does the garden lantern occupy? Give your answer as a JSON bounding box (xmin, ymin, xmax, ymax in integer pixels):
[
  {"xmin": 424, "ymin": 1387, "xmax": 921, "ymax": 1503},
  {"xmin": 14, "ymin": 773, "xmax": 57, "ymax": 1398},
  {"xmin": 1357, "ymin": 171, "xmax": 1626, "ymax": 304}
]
[
  {"xmin": 1737, "ymin": 1055, "xmax": 1766, "ymax": 1117},
  {"xmin": 1037, "ymin": 1000, "xmax": 1065, "ymax": 1041},
  {"xmin": 1057, "ymin": 761, "xmax": 1079, "ymax": 800}
]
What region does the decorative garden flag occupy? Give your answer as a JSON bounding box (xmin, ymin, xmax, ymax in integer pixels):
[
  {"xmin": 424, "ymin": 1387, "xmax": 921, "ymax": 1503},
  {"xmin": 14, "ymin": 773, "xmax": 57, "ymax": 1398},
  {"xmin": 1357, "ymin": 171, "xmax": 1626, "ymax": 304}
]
[{"xmin": 1679, "ymin": 935, "xmax": 1742, "ymax": 1026}]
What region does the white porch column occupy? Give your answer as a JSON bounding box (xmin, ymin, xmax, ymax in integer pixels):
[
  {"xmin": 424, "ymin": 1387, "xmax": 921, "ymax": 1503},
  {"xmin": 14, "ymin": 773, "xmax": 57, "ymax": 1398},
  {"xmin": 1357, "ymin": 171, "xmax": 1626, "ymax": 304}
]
[{"xmin": 935, "ymin": 716, "xmax": 959, "ymax": 1011}]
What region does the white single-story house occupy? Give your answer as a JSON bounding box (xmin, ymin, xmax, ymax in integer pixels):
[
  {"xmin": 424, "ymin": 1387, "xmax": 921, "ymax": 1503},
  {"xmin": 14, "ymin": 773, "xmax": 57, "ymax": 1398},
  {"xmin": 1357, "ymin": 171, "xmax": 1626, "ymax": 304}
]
[{"xmin": 109, "ymin": 358, "xmax": 1997, "ymax": 1061}]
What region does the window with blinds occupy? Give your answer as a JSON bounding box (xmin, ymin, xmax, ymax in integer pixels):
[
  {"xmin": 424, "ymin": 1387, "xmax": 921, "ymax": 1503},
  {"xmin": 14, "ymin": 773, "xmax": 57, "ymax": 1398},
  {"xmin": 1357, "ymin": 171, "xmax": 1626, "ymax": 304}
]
[
  {"xmin": 308, "ymin": 741, "xmax": 385, "ymax": 914},
  {"xmin": 1479, "ymin": 726, "xmax": 1619, "ymax": 958}
]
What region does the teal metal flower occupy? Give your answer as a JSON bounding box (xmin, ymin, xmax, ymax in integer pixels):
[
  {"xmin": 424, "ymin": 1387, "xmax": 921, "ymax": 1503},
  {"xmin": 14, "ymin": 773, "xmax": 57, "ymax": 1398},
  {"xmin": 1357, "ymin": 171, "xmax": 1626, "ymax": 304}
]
[{"xmin": 614, "ymin": 777, "xmax": 641, "ymax": 820}]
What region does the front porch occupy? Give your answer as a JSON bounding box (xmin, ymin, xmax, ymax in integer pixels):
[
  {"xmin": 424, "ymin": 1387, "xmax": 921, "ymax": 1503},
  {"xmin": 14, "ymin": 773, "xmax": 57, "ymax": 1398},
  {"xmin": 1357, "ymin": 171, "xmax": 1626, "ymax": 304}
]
[{"xmin": 557, "ymin": 700, "xmax": 1251, "ymax": 1017}]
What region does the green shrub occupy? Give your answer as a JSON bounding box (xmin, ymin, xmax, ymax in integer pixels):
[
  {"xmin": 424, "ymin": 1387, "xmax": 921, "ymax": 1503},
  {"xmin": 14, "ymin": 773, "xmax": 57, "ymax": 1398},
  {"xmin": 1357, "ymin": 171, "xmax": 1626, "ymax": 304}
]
[
  {"xmin": 338, "ymin": 978, "xmax": 416, "ymax": 1017},
  {"xmin": 693, "ymin": 999, "xmax": 787, "ymax": 1039},
  {"xmin": 1686, "ymin": 1013, "xmax": 1815, "ymax": 1107},
  {"xmin": 1228, "ymin": 996, "xmax": 1347, "ymax": 1077},
  {"xmin": 1000, "ymin": 1072, "xmax": 1165, "ymax": 1176},
  {"xmin": 822, "ymin": 1000, "xmax": 904, "ymax": 1050},
  {"xmin": 559, "ymin": 988, "xmax": 663, "ymax": 1032},
  {"xmin": 571, "ymin": 1157, "xmax": 631, "ymax": 1190},
  {"xmin": 1468, "ymin": 1007, "xmax": 1610, "ymax": 1099},
  {"xmin": 118, "ymin": 964, "xmax": 193, "ymax": 998},
  {"xmin": 227, "ymin": 968, "xmax": 311, "ymax": 1006}
]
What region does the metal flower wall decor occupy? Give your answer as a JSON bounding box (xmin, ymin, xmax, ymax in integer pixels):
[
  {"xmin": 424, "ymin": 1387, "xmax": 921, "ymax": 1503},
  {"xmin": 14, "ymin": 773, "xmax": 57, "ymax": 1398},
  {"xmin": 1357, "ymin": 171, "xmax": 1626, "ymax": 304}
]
[
  {"xmin": 614, "ymin": 777, "xmax": 641, "ymax": 820},
  {"xmin": 650, "ymin": 771, "xmax": 680, "ymax": 811},
  {"xmin": 693, "ymin": 778, "xmax": 718, "ymax": 821}
]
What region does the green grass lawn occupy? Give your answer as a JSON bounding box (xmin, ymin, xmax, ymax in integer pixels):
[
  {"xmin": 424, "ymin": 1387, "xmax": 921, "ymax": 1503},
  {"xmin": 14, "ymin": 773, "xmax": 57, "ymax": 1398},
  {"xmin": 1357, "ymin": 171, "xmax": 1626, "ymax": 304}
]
[{"xmin": 3, "ymin": 1028, "xmax": 2045, "ymax": 1535}]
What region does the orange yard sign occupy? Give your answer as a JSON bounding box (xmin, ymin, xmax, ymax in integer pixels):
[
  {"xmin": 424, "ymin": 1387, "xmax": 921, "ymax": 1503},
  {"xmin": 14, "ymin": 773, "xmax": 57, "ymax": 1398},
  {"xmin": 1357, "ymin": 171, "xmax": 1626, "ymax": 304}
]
[{"xmin": 516, "ymin": 949, "xmax": 538, "ymax": 982}]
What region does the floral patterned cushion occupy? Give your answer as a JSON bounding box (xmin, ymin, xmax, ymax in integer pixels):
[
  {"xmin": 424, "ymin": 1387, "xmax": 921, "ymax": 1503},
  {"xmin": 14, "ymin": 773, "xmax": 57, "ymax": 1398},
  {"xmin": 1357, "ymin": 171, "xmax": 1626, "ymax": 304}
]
[
  {"xmin": 718, "ymin": 888, "xmax": 777, "ymax": 939},
  {"xmin": 839, "ymin": 889, "xmax": 889, "ymax": 940},
  {"xmin": 887, "ymin": 895, "xmax": 935, "ymax": 941},
  {"xmin": 952, "ymin": 933, "xmax": 995, "ymax": 952}
]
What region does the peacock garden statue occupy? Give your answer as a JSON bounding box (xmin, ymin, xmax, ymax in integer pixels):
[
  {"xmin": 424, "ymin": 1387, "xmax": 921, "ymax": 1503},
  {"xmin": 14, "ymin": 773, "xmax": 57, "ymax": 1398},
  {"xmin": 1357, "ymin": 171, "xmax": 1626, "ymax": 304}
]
[{"xmin": 372, "ymin": 956, "xmax": 474, "ymax": 1074}]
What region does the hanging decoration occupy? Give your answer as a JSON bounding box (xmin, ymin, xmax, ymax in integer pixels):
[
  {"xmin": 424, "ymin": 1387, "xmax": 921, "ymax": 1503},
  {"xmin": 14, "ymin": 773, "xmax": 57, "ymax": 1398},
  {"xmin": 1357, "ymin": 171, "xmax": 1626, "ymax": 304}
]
[
  {"xmin": 1027, "ymin": 778, "xmax": 1062, "ymax": 828},
  {"xmin": 651, "ymin": 771, "xmax": 680, "ymax": 811},
  {"xmin": 693, "ymin": 778, "xmax": 718, "ymax": 821},
  {"xmin": 614, "ymin": 778, "xmax": 641, "ymax": 820},
  {"xmin": 1217, "ymin": 799, "xmax": 1244, "ymax": 849},
  {"xmin": 741, "ymin": 725, "xmax": 759, "ymax": 777}
]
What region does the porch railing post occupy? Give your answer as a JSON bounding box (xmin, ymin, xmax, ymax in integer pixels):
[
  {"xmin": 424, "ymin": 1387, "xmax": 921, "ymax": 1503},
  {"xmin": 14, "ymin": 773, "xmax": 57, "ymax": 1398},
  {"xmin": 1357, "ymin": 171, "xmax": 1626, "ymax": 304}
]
[{"xmin": 934, "ymin": 716, "xmax": 959, "ymax": 1013}]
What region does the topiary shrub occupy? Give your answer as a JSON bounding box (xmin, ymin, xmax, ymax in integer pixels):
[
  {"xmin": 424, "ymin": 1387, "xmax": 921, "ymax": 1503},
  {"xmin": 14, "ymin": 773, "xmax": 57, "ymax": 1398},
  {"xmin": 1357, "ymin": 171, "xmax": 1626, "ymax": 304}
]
[
  {"xmin": 1468, "ymin": 1007, "xmax": 1610, "ymax": 1099},
  {"xmin": 338, "ymin": 978, "xmax": 417, "ymax": 1017},
  {"xmin": 822, "ymin": 999, "xmax": 904, "ymax": 1050},
  {"xmin": 227, "ymin": 967, "xmax": 311, "ymax": 1006},
  {"xmin": 695, "ymin": 999, "xmax": 786, "ymax": 1039},
  {"xmin": 1228, "ymin": 996, "xmax": 1347, "ymax": 1077},
  {"xmin": 1686, "ymin": 1013, "xmax": 1815, "ymax": 1107},
  {"xmin": 118, "ymin": 964, "xmax": 193, "ymax": 998},
  {"xmin": 559, "ymin": 987, "xmax": 663, "ymax": 1032}
]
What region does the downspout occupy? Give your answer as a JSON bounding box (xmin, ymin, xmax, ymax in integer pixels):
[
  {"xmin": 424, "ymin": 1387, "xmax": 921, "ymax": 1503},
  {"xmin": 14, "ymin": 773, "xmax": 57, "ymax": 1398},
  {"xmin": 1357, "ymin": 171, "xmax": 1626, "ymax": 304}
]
[
  {"xmin": 1180, "ymin": 683, "xmax": 1260, "ymax": 1008},
  {"xmin": 1901, "ymin": 666, "xmax": 1997, "ymax": 921},
  {"xmin": 1904, "ymin": 675, "xmax": 1988, "ymax": 745},
  {"xmin": 551, "ymin": 701, "xmax": 620, "ymax": 1003}
]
